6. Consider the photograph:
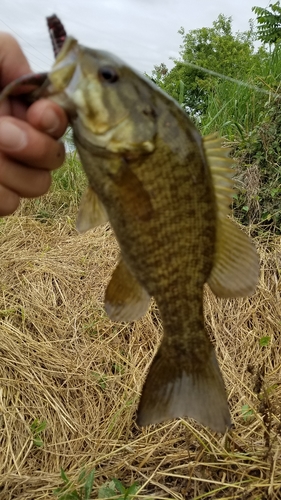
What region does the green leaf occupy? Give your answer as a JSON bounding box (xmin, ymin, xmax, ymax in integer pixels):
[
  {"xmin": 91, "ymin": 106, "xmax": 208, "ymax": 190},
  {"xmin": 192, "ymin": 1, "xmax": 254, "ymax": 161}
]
[
  {"xmin": 60, "ymin": 468, "xmax": 71, "ymax": 485},
  {"xmin": 63, "ymin": 493, "xmax": 80, "ymax": 500},
  {"xmin": 266, "ymin": 383, "xmax": 278, "ymax": 395},
  {"xmin": 112, "ymin": 479, "xmax": 125, "ymax": 494},
  {"xmin": 78, "ymin": 468, "xmax": 86, "ymax": 483},
  {"xmin": 30, "ymin": 418, "xmax": 47, "ymax": 434},
  {"xmin": 53, "ymin": 490, "xmax": 80, "ymax": 500},
  {"xmin": 83, "ymin": 470, "xmax": 95, "ymax": 499},
  {"xmin": 126, "ymin": 483, "xmax": 139, "ymax": 497},
  {"xmin": 98, "ymin": 483, "xmax": 117, "ymax": 499},
  {"xmin": 241, "ymin": 404, "xmax": 254, "ymax": 421},
  {"xmin": 35, "ymin": 420, "xmax": 47, "ymax": 433},
  {"xmin": 33, "ymin": 437, "xmax": 43, "ymax": 447},
  {"xmin": 259, "ymin": 336, "xmax": 270, "ymax": 347},
  {"xmin": 92, "ymin": 372, "xmax": 107, "ymax": 390}
]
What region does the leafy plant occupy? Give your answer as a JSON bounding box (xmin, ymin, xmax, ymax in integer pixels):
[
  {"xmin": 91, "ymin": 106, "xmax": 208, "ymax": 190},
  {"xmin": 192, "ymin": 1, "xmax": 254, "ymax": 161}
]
[
  {"xmin": 233, "ymin": 93, "xmax": 281, "ymax": 233},
  {"xmin": 149, "ymin": 14, "xmax": 259, "ymax": 117},
  {"xmin": 30, "ymin": 418, "xmax": 47, "ymax": 447},
  {"xmin": 92, "ymin": 372, "xmax": 107, "ymax": 390},
  {"xmin": 98, "ymin": 479, "xmax": 139, "ymax": 499},
  {"xmin": 147, "ymin": 10, "xmax": 281, "ymax": 234},
  {"xmin": 259, "ymin": 336, "xmax": 271, "ymax": 347},
  {"xmin": 53, "ymin": 469, "xmax": 139, "ymax": 500},
  {"xmin": 241, "ymin": 404, "xmax": 254, "ymax": 421},
  {"xmin": 253, "ymin": 2, "xmax": 281, "ymax": 45},
  {"xmin": 53, "ymin": 467, "xmax": 95, "ymax": 500}
]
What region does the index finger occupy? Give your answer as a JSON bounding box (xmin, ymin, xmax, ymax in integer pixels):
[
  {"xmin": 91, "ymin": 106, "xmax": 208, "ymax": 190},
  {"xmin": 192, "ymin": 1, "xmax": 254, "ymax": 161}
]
[{"xmin": 0, "ymin": 33, "xmax": 31, "ymax": 88}]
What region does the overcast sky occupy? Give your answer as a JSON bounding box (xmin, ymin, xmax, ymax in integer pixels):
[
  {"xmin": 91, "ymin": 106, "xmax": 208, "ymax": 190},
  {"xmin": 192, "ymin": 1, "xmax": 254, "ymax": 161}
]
[{"xmin": 1, "ymin": 0, "xmax": 271, "ymax": 75}]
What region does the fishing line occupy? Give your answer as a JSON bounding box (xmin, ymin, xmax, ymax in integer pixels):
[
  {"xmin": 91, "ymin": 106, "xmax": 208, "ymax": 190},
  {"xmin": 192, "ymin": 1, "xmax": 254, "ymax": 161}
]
[
  {"xmin": 177, "ymin": 60, "xmax": 279, "ymax": 98},
  {"xmin": 0, "ymin": 14, "xmax": 277, "ymax": 99},
  {"xmin": 0, "ymin": 17, "xmax": 53, "ymax": 64},
  {"xmin": 22, "ymin": 59, "xmax": 47, "ymax": 72}
]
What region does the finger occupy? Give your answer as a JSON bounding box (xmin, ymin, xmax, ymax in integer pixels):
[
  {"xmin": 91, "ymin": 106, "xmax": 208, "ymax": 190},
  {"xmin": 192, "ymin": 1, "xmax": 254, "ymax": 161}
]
[
  {"xmin": 0, "ymin": 95, "xmax": 28, "ymax": 119},
  {"xmin": 0, "ymin": 153, "xmax": 52, "ymax": 198},
  {"xmin": 0, "ymin": 33, "xmax": 35, "ymax": 120},
  {"xmin": 0, "ymin": 117, "xmax": 65, "ymax": 170},
  {"xmin": 27, "ymin": 99, "xmax": 68, "ymax": 138},
  {"xmin": 0, "ymin": 33, "xmax": 31, "ymax": 87},
  {"xmin": 0, "ymin": 184, "xmax": 20, "ymax": 216}
]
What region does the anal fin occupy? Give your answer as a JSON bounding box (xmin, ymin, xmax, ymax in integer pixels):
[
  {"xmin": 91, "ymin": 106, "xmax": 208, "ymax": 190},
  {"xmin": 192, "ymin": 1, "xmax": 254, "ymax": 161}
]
[{"xmin": 105, "ymin": 259, "xmax": 151, "ymax": 322}]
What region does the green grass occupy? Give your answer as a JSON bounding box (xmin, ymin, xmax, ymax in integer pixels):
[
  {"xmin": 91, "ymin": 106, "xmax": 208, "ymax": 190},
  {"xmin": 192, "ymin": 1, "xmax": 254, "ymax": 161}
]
[
  {"xmin": 53, "ymin": 468, "xmax": 140, "ymax": 500},
  {"xmin": 20, "ymin": 151, "xmax": 87, "ymax": 223},
  {"xmin": 54, "ymin": 468, "xmax": 95, "ymax": 500},
  {"xmin": 199, "ymin": 49, "xmax": 281, "ymax": 139},
  {"xmin": 30, "ymin": 418, "xmax": 47, "ymax": 448}
]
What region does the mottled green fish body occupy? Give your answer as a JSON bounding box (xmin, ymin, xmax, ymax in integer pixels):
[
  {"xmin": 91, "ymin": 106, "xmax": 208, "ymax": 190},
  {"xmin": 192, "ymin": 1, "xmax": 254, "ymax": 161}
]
[{"xmin": 39, "ymin": 38, "xmax": 260, "ymax": 431}]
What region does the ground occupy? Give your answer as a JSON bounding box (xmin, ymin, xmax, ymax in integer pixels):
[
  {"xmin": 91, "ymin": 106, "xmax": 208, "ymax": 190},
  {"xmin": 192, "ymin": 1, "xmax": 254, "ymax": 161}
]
[{"xmin": 0, "ymin": 163, "xmax": 280, "ymax": 499}]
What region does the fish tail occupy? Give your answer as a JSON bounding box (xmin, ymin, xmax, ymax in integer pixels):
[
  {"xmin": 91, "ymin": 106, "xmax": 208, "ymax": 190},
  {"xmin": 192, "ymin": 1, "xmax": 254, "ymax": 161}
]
[{"xmin": 137, "ymin": 337, "xmax": 231, "ymax": 432}]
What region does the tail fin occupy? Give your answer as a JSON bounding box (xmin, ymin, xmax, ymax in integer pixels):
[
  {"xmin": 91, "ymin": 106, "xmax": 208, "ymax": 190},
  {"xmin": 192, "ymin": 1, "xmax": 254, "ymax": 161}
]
[{"xmin": 137, "ymin": 344, "xmax": 231, "ymax": 433}]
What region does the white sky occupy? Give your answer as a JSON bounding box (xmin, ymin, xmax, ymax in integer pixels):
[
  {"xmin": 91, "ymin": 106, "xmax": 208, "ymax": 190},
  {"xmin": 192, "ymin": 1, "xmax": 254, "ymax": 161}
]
[{"xmin": 0, "ymin": 0, "xmax": 271, "ymax": 75}]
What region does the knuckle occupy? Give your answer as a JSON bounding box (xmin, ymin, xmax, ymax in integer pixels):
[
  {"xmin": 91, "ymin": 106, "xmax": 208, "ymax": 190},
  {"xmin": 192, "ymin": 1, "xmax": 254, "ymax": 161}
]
[
  {"xmin": 0, "ymin": 153, "xmax": 8, "ymax": 182},
  {"xmin": 33, "ymin": 170, "xmax": 51, "ymax": 195},
  {"xmin": 0, "ymin": 186, "xmax": 19, "ymax": 215}
]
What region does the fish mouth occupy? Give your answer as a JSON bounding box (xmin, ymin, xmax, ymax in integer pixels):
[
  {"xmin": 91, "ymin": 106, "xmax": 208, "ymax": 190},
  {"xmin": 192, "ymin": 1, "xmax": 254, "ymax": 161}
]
[
  {"xmin": 46, "ymin": 36, "xmax": 129, "ymax": 142},
  {"xmin": 46, "ymin": 37, "xmax": 84, "ymax": 118},
  {"xmin": 48, "ymin": 37, "xmax": 79, "ymax": 93},
  {"xmin": 45, "ymin": 37, "xmax": 155, "ymax": 154},
  {"xmin": 72, "ymin": 114, "xmax": 131, "ymax": 151}
]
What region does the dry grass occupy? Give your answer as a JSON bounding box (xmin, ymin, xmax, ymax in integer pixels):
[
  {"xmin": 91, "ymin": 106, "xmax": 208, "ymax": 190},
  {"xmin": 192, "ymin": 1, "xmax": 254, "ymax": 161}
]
[{"xmin": 0, "ymin": 200, "xmax": 281, "ymax": 499}]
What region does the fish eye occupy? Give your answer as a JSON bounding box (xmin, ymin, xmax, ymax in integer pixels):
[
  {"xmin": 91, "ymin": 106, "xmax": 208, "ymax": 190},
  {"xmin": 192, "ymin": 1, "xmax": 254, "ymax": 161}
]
[{"xmin": 98, "ymin": 66, "xmax": 119, "ymax": 83}]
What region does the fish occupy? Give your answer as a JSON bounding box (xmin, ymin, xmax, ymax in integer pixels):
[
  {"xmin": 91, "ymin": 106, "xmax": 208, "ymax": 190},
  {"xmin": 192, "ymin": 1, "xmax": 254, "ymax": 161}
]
[{"xmin": 0, "ymin": 36, "xmax": 259, "ymax": 432}]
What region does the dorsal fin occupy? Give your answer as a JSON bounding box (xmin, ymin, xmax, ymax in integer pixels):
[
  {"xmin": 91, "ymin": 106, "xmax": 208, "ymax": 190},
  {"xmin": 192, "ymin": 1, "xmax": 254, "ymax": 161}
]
[
  {"xmin": 203, "ymin": 134, "xmax": 259, "ymax": 298},
  {"xmin": 203, "ymin": 133, "xmax": 234, "ymax": 220}
]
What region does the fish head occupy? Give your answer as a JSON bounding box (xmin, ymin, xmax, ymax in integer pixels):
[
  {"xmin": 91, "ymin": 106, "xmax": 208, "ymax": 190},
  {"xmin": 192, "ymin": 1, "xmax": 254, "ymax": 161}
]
[{"xmin": 48, "ymin": 37, "xmax": 157, "ymax": 154}]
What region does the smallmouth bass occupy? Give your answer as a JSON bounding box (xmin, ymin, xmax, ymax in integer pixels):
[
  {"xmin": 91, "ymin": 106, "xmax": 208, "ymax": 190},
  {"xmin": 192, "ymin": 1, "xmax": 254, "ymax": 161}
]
[{"xmin": 0, "ymin": 37, "xmax": 259, "ymax": 432}]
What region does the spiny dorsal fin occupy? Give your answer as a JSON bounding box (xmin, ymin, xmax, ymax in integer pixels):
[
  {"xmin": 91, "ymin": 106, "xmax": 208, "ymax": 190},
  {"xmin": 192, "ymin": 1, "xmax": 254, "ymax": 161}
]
[
  {"xmin": 76, "ymin": 186, "xmax": 108, "ymax": 233},
  {"xmin": 105, "ymin": 259, "xmax": 151, "ymax": 322},
  {"xmin": 203, "ymin": 134, "xmax": 259, "ymax": 297}
]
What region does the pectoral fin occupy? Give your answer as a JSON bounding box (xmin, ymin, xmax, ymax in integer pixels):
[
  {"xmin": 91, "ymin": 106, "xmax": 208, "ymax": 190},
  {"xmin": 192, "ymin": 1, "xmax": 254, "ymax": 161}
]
[
  {"xmin": 76, "ymin": 186, "xmax": 108, "ymax": 233},
  {"xmin": 208, "ymin": 217, "xmax": 259, "ymax": 297},
  {"xmin": 105, "ymin": 259, "xmax": 151, "ymax": 321}
]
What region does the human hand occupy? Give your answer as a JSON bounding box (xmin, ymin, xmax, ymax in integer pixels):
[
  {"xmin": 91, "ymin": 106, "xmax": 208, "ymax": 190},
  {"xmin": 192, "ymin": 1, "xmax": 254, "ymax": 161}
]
[{"xmin": 0, "ymin": 33, "xmax": 68, "ymax": 216}]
